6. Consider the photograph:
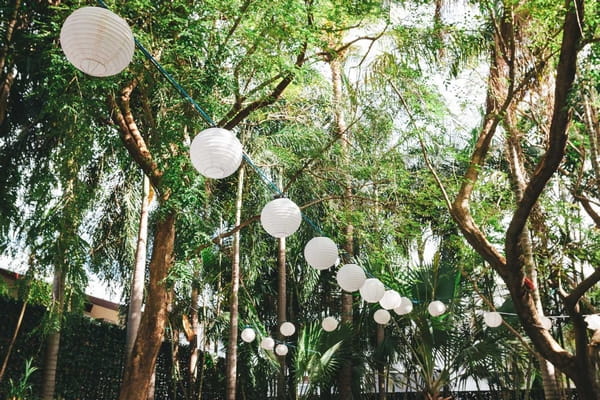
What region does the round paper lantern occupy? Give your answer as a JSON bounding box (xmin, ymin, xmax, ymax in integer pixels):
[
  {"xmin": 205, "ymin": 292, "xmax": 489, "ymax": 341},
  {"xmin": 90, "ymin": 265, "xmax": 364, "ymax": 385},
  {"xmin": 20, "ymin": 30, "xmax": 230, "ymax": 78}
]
[
  {"xmin": 585, "ymin": 315, "xmax": 600, "ymax": 330},
  {"xmin": 260, "ymin": 198, "xmax": 302, "ymax": 238},
  {"xmin": 275, "ymin": 344, "xmax": 289, "ymax": 356},
  {"xmin": 241, "ymin": 327, "xmax": 256, "ymax": 343},
  {"xmin": 374, "ymin": 309, "xmax": 391, "ymax": 325},
  {"xmin": 280, "ymin": 322, "xmax": 295, "ymax": 337},
  {"xmin": 483, "ymin": 311, "xmax": 503, "ymax": 328},
  {"xmin": 379, "ymin": 290, "xmax": 402, "ymax": 310},
  {"xmin": 190, "ymin": 128, "xmax": 243, "ymax": 179},
  {"xmin": 428, "ymin": 300, "xmax": 446, "ymax": 317},
  {"xmin": 359, "ymin": 278, "xmax": 385, "ymax": 303},
  {"xmin": 394, "ymin": 297, "xmax": 413, "ymax": 315},
  {"xmin": 260, "ymin": 337, "xmax": 275, "ymax": 350},
  {"xmin": 322, "ymin": 316, "xmax": 339, "ymax": 332},
  {"xmin": 336, "ymin": 264, "xmax": 366, "ymax": 292},
  {"xmin": 540, "ymin": 316, "xmax": 552, "ymax": 330},
  {"xmin": 60, "ymin": 7, "xmax": 135, "ymax": 77},
  {"xmin": 304, "ymin": 237, "xmax": 338, "ymax": 270}
]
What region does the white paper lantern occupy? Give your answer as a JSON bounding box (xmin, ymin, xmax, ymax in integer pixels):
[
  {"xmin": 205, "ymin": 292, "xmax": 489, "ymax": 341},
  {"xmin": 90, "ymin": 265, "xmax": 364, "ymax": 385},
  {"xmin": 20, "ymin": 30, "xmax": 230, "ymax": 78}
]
[
  {"xmin": 190, "ymin": 128, "xmax": 243, "ymax": 179},
  {"xmin": 322, "ymin": 316, "xmax": 339, "ymax": 332},
  {"xmin": 60, "ymin": 7, "xmax": 135, "ymax": 77},
  {"xmin": 359, "ymin": 278, "xmax": 385, "ymax": 303},
  {"xmin": 585, "ymin": 315, "xmax": 600, "ymax": 330},
  {"xmin": 260, "ymin": 198, "xmax": 302, "ymax": 238},
  {"xmin": 304, "ymin": 237, "xmax": 338, "ymax": 270},
  {"xmin": 240, "ymin": 327, "xmax": 256, "ymax": 343},
  {"xmin": 428, "ymin": 300, "xmax": 446, "ymax": 317},
  {"xmin": 540, "ymin": 316, "xmax": 552, "ymax": 330},
  {"xmin": 336, "ymin": 264, "xmax": 366, "ymax": 292},
  {"xmin": 275, "ymin": 344, "xmax": 289, "ymax": 356},
  {"xmin": 374, "ymin": 309, "xmax": 391, "ymax": 325},
  {"xmin": 483, "ymin": 311, "xmax": 503, "ymax": 328},
  {"xmin": 260, "ymin": 337, "xmax": 275, "ymax": 350},
  {"xmin": 379, "ymin": 290, "xmax": 402, "ymax": 310},
  {"xmin": 394, "ymin": 297, "xmax": 413, "ymax": 315},
  {"xmin": 280, "ymin": 322, "xmax": 296, "ymax": 337}
]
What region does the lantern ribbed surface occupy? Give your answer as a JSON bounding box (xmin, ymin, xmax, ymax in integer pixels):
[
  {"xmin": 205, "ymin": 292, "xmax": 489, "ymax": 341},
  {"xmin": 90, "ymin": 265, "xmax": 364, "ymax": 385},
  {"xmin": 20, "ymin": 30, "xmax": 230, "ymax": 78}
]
[
  {"xmin": 374, "ymin": 309, "xmax": 391, "ymax": 325},
  {"xmin": 304, "ymin": 237, "xmax": 338, "ymax": 270},
  {"xmin": 322, "ymin": 317, "xmax": 338, "ymax": 332},
  {"xmin": 275, "ymin": 344, "xmax": 289, "ymax": 356},
  {"xmin": 260, "ymin": 337, "xmax": 275, "ymax": 350},
  {"xmin": 394, "ymin": 297, "xmax": 413, "ymax": 315},
  {"xmin": 428, "ymin": 300, "xmax": 446, "ymax": 317},
  {"xmin": 336, "ymin": 264, "xmax": 366, "ymax": 292},
  {"xmin": 190, "ymin": 128, "xmax": 243, "ymax": 179},
  {"xmin": 280, "ymin": 322, "xmax": 295, "ymax": 337},
  {"xmin": 483, "ymin": 311, "xmax": 502, "ymax": 328},
  {"xmin": 60, "ymin": 7, "xmax": 134, "ymax": 77},
  {"xmin": 359, "ymin": 278, "xmax": 385, "ymax": 303},
  {"xmin": 379, "ymin": 290, "xmax": 402, "ymax": 310},
  {"xmin": 260, "ymin": 198, "xmax": 302, "ymax": 238},
  {"xmin": 240, "ymin": 327, "xmax": 256, "ymax": 342}
]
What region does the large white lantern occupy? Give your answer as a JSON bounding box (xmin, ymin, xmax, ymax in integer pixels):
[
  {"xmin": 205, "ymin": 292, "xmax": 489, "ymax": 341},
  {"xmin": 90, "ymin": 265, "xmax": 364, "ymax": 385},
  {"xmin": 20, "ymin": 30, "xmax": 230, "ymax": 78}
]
[
  {"xmin": 428, "ymin": 300, "xmax": 446, "ymax": 317},
  {"xmin": 322, "ymin": 316, "xmax": 339, "ymax": 332},
  {"xmin": 585, "ymin": 314, "xmax": 600, "ymax": 330},
  {"xmin": 260, "ymin": 337, "xmax": 275, "ymax": 350},
  {"xmin": 190, "ymin": 127, "xmax": 243, "ymax": 179},
  {"xmin": 394, "ymin": 297, "xmax": 413, "ymax": 315},
  {"xmin": 336, "ymin": 264, "xmax": 366, "ymax": 292},
  {"xmin": 241, "ymin": 327, "xmax": 256, "ymax": 343},
  {"xmin": 275, "ymin": 344, "xmax": 289, "ymax": 356},
  {"xmin": 260, "ymin": 198, "xmax": 302, "ymax": 238},
  {"xmin": 280, "ymin": 322, "xmax": 296, "ymax": 337},
  {"xmin": 483, "ymin": 311, "xmax": 503, "ymax": 328},
  {"xmin": 304, "ymin": 237, "xmax": 338, "ymax": 270},
  {"xmin": 374, "ymin": 309, "xmax": 391, "ymax": 325},
  {"xmin": 359, "ymin": 278, "xmax": 385, "ymax": 303},
  {"xmin": 540, "ymin": 316, "xmax": 552, "ymax": 330},
  {"xmin": 379, "ymin": 290, "xmax": 402, "ymax": 310},
  {"xmin": 60, "ymin": 7, "xmax": 135, "ymax": 77}
]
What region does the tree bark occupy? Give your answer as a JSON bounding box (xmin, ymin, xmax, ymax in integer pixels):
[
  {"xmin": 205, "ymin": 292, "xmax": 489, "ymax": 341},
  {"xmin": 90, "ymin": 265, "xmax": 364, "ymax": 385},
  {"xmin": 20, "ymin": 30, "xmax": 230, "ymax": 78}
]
[
  {"xmin": 125, "ymin": 174, "xmax": 153, "ymax": 360},
  {"xmin": 277, "ymin": 236, "xmax": 287, "ymax": 399},
  {"xmin": 118, "ymin": 213, "xmax": 176, "ymax": 400},
  {"xmin": 225, "ymin": 166, "xmax": 245, "ymax": 400},
  {"xmin": 376, "ymin": 324, "xmax": 386, "ymax": 399}
]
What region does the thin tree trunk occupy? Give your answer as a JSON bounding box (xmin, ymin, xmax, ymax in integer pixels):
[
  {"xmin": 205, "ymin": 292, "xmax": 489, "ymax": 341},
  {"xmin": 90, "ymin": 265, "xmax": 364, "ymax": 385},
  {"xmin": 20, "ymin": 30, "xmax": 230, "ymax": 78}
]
[
  {"xmin": 225, "ymin": 166, "xmax": 245, "ymax": 400},
  {"xmin": 41, "ymin": 266, "xmax": 66, "ymax": 400},
  {"xmin": 376, "ymin": 324, "xmax": 386, "ymax": 399},
  {"xmin": 0, "ymin": 301, "xmax": 26, "ymax": 383},
  {"xmin": 189, "ymin": 271, "xmax": 200, "ymax": 398},
  {"xmin": 126, "ymin": 174, "xmax": 153, "ymax": 360},
  {"xmin": 277, "ymin": 236, "xmax": 287, "ymax": 399},
  {"xmin": 118, "ymin": 212, "xmax": 176, "ymax": 400}
]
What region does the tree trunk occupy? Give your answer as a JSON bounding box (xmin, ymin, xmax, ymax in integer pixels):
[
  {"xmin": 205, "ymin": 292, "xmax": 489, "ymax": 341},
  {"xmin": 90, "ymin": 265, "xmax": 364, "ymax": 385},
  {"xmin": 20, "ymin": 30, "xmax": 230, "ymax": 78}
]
[
  {"xmin": 0, "ymin": 300, "xmax": 26, "ymax": 383},
  {"xmin": 126, "ymin": 174, "xmax": 153, "ymax": 360},
  {"xmin": 189, "ymin": 271, "xmax": 201, "ymax": 398},
  {"xmin": 118, "ymin": 212, "xmax": 176, "ymax": 400},
  {"xmin": 376, "ymin": 324, "xmax": 386, "ymax": 399},
  {"xmin": 41, "ymin": 266, "xmax": 66, "ymax": 400},
  {"xmin": 225, "ymin": 166, "xmax": 245, "ymax": 400},
  {"xmin": 277, "ymin": 236, "xmax": 287, "ymax": 399}
]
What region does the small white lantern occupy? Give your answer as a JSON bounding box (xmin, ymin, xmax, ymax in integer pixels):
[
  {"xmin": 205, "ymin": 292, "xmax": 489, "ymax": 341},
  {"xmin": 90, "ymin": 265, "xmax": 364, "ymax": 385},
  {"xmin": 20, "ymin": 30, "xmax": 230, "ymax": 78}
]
[
  {"xmin": 275, "ymin": 344, "xmax": 289, "ymax": 356},
  {"xmin": 280, "ymin": 322, "xmax": 296, "ymax": 337},
  {"xmin": 304, "ymin": 237, "xmax": 338, "ymax": 270},
  {"xmin": 190, "ymin": 127, "xmax": 243, "ymax": 179},
  {"xmin": 336, "ymin": 264, "xmax": 366, "ymax": 292},
  {"xmin": 379, "ymin": 290, "xmax": 402, "ymax": 310},
  {"xmin": 322, "ymin": 316, "xmax": 339, "ymax": 332},
  {"xmin": 260, "ymin": 337, "xmax": 275, "ymax": 350},
  {"xmin": 60, "ymin": 7, "xmax": 135, "ymax": 77},
  {"xmin": 260, "ymin": 198, "xmax": 302, "ymax": 238},
  {"xmin": 483, "ymin": 311, "xmax": 503, "ymax": 328},
  {"xmin": 394, "ymin": 297, "xmax": 413, "ymax": 315},
  {"xmin": 374, "ymin": 309, "xmax": 391, "ymax": 325},
  {"xmin": 540, "ymin": 316, "xmax": 552, "ymax": 330},
  {"xmin": 585, "ymin": 315, "xmax": 600, "ymax": 330},
  {"xmin": 359, "ymin": 278, "xmax": 385, "ymax": 303},
  {"xmin": 428, "ymin": 300, "xmax": 446, "ymax": 317},
  {"xmin": 241, "ymin": 327, "xmax": 256, "ymax": 343}
]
